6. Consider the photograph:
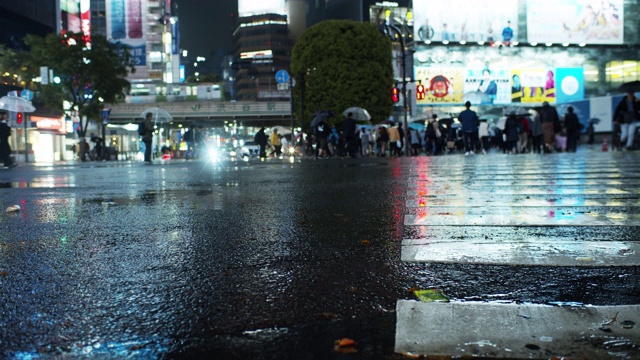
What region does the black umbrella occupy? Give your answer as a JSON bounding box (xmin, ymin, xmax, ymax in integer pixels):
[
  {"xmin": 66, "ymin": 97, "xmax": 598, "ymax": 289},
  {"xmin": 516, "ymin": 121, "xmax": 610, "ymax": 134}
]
[
  {"xmin": 588, "ymin": 118, "xmax": 601, "ymax": 124},
  {"xmin": 311, "ymin": 110, "xmax": 332, "ymax": 127},
  {"xmin": 618, "ymin": 81, "xmax": 640, "ymax": 93}
]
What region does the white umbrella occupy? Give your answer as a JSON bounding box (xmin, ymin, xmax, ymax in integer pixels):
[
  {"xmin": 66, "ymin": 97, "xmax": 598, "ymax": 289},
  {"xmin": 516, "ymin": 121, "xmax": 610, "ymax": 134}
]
[
  {"xmin": 343, "ymin": 107, "xmax": 371, "ymax": 122},
  {"xmin": 0, "ymin": 96, "xmax": 36, "ymax": 113},
  {"xmin": 461, "ymin": 90, "xmax": 491, "ymax": 105},
  {"xmin": 141, "ymin": 107, "xmax": 173, "ymax": 124},
  {"xmin": 270, "ymin": 125, "xmax": 291, "ymax": 135}
]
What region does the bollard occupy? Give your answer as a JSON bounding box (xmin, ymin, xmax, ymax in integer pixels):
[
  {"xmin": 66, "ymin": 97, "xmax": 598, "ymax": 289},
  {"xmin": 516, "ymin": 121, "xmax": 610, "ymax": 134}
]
[{"xmin": 602, "ymin": 137, "xmax": 608, "ymax": 152}]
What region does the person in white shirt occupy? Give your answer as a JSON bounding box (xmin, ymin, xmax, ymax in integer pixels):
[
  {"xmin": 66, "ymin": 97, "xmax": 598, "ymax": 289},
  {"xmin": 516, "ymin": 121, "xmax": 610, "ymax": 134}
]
[{"xmin": 478, "ymin": 119, "xmax": 490, "ymax": 154}]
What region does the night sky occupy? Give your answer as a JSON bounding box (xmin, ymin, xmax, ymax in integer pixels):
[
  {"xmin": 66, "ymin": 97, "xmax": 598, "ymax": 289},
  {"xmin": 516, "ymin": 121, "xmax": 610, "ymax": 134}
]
[{"xmin": 176, "ymin": 0, "xmax": 237, "ymax": 58}]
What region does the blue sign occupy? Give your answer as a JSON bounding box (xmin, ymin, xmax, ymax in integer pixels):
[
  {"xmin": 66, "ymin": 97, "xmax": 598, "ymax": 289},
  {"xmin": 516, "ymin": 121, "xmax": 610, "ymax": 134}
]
[
  {"xmin": 556, "ymin": 68, "xmax": 584, "ymax": 104},
  {"xmin": 20, "ymin": 89, "xmax": 33, "ymax": 101},
  {"xmin": 102, "ymin": 109, "xmax": 111, "ymax": 125},
  {"xmin": 275, "ymin": 70, "xmax": 289, "ymax": 84}
]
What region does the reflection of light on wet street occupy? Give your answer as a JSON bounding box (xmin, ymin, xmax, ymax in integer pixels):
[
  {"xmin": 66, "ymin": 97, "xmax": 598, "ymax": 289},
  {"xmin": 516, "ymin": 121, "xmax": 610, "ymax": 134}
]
[{"xmin": 397, "ymin": 152, "xmax": 640, "ymax": 358}]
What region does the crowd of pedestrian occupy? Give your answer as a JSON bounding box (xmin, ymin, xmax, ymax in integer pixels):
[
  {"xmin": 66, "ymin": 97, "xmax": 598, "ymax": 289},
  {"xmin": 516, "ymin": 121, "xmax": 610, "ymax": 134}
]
[{"xmin": 286, "ymin": 101, "xmax": 602, "ymax": 160}]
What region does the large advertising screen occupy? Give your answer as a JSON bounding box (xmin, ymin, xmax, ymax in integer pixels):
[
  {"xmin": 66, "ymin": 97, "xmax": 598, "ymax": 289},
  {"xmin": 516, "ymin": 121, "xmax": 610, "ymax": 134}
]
[
  {"xmin": 462, "ymin": 68, "xmax": 511, "ymax": 104},
  {"xmin": 527, "ymin": 0, "xmax": 624, "ymax": 44},
  {"xmin": 413, "ymin": 0, "xmax": 518, "ymax": 43},
  {"xmin": 238, "ymin": 0, "xmax": 286, "ymax": 17},
  {"xmin": 415, "ymin": 66, "xmax": 585, "ymax": 105},
  {"xmin": 414, "ymin": 68, "xmax": 464, "ymax": 104},
  {"xmin": 61, "ymin": 0, "xmax": 81, "ymax": 33},
  {"xmin": 106, "ymin": 0, "xmax": 147, "ymax": 75}
]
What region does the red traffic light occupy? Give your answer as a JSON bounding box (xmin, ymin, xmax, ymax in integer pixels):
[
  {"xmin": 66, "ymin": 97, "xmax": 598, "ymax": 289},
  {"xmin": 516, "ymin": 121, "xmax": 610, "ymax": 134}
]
[
  {"xmin": 416, "ymin": 84, "xmax": 426, "ymax": 100},
  {"xmin": 392, "ymin": 87, "xmax": 399, "ymax": 103},
  {"xmin": 16, "ymin": 112, "xmax": 23, "ymax": 124}
]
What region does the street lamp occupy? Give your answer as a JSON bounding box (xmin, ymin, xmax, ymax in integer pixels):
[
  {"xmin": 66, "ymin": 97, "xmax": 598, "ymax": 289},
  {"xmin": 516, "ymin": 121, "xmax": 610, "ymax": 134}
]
[{"xmin": 382, "ymin": 24, "xmax": 411, "ymax": 156}]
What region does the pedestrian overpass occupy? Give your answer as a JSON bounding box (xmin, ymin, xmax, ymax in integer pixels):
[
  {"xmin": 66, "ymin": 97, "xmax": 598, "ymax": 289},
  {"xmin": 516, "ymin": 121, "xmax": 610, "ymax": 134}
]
[{"xmin": 107, "ymin": 100, "xmax": 294, "ymax": 126}]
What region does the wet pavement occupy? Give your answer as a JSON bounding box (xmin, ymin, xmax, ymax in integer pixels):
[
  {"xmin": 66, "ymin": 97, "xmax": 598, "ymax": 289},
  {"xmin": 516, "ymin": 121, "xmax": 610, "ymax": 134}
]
[{"xmin": 0, "ymin": 147, "xmax": 639, "ymax": 359}]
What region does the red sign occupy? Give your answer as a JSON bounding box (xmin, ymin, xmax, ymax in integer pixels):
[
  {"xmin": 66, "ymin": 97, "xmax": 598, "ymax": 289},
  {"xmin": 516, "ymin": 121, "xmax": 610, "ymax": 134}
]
[
  {"xmin": 81, "ymin": 0, "xmax": 91, "ymax": 48},
  {"xmin": 32, "ymin": 116, "xmax": 66, "ymax": 134}
]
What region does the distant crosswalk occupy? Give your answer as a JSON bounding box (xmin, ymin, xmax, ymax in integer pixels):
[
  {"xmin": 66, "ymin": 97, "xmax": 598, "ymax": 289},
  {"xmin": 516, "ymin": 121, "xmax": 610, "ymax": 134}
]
[{"xmin": 397, "ymin": 151, "xmax": 640, "ymax": 358}]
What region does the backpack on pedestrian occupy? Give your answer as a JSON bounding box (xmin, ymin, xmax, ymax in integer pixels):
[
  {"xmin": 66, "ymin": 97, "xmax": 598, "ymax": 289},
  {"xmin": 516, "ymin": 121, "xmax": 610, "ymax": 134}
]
[{"xmin": 137, "ymin": 121, "xmax": 146, "ymax": 136}]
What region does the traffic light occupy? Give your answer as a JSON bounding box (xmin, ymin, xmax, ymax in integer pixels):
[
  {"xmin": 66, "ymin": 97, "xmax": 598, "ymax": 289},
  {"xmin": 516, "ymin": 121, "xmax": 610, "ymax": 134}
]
[
  {"xmin": 416, "ymin": 83, "xmax": 426, "ymax": 100},
  {"xmin": 392, "ymin": 87, "xmax": 399, "ymax": 103},
  {"xmin": 16, "ymin": 113, "xmax": 23, "ymax": 124}
]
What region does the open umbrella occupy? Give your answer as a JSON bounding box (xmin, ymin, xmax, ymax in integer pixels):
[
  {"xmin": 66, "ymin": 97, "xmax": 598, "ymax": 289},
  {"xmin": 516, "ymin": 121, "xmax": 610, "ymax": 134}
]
[
  {"xmin": 408, "ymin": 122, "xmax": 425, "ymax": 131},
  {"xmin": 503, "ymin": 106, "xmax": 530, "ymax": 116},
  {"xmin": 461, "ymin": 90, "xmax": 491, "ymax": 104},
  {"xmin": 343, "ymin": 107, "xmax": 371, "ymax": 122},
  {"xmin": 141, "ymin": 107, "xmax": 172, "ymax": 124},
  {"xmin": 0, "ymin": 96, "xmax": 36, "ymax": 113},
  {"xmin": 618, "ymin": 81, "xmax": 640, "ymax": 93},
  {"xmin": 310, "ymin": 110, "xmax": 332, "ymax": 127},
  {"xmin": 270, "ymin": 125, "xmax": 291, "ymax": 135},
  {"xmin": 588, "ymin": 118, "xmax": 601, "ymax": 124}
]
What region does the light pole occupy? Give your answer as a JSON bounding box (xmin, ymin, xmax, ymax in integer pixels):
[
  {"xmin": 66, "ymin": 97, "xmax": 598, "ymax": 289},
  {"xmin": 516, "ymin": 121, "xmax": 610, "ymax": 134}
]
[{"xmin": 383, "ymin": 24, "xmax": 411, "ymax": 156}]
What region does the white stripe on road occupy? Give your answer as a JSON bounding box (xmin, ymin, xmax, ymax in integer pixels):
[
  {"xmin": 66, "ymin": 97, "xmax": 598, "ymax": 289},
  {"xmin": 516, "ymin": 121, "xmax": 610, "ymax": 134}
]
[
  {"xmin": 404, "ymin": 209, "xmax": 640, "ymax": 226},
  {"xmin": 395, "ymin": 301, "xmax": 640, "ymax": 359},
  {"xmin": 408, "ymin": 187, "xmax": 635, "ymax": 196},
  {"xmin": 406, "ymin": 197, "xmax": 640, "ymax": 207},
  {"xmin": 401, "ymin": 239, "xmax": 640, "ymax": 266}
]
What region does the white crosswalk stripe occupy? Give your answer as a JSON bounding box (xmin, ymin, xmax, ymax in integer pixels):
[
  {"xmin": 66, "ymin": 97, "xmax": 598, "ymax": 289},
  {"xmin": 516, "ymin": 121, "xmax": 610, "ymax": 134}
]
[{"xmin": 396, "ymin": 152, "xmax": 640, "ymax": 358}]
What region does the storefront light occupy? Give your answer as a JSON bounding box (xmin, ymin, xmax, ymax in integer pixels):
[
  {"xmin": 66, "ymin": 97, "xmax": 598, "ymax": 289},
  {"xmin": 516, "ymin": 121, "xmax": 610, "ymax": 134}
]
[
  {"xmin": 478, "ymin": 41, "xmax": 484, "ymax": 45},
  {"xmin": 460, "ymin": 41, "xmax": 466, "ymax": 45},
  {"xmin": 424, "ymin": 40, "xmax": 431, "ymax": 44},
  {"xmin": 562, "ymin": 43, "xmax": 569, "ymax": 47},
  {"xmin": 530, "ymin": 42, "xmax": 538, "ymax": 46},
  {"xmin": 545, "ymin": 42, "xmax": 553, "ymax": 46},
  {"xmin": 579, "ymin": 43, "xmax": 586, "ymax": 47},
  {"xmin": 442, "ymin": 40, "xmax": 449, "ymax": 45}
]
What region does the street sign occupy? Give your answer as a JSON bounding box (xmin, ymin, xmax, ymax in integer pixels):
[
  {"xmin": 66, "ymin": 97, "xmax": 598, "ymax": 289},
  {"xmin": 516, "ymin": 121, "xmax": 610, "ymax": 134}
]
[
  {"xmin": 20, "ymin": 89, "xmax": 33, "ymax": 101},
  {"xmin": 275, "ymin": 70, "xmax": 289, "ymax": 84},
  {"xmin": 277, "ymin": 83, "xmax": 289, "ymax": 91},
  {"xmin": 40, "ymin": 66, "xmax": 49, "ymax": 85},
  {"xmin": 102, "ymin": 109, "xmax": 111, "ymax": 125}
]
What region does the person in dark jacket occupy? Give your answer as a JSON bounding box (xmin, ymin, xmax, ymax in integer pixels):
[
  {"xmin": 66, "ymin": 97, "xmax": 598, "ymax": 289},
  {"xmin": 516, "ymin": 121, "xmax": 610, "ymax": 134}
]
[
  {"xmin": 254, "ymin": 127, "xmax": 268, "ymax": 158},
  {"xmin": 0, "ymin": 111, "xmax": 16, "ymax": 168},
  {"xmin": 504, "ymin": 113, "xmax": 520, "ymax": 154},
  {"xmin": 459, "ymin": 101, "xmax": 479, "ymax": 155},
  {"xmin": 142, "ymin": 112, "xmax": 155, "ymax": 163},
  {"xmin": 342, "ymin": 113, "xmax": 357, "ymax": 158},
  {"xmin": 613, "ymin": 91, "xmax": 640, "ymax": 150},
  {"xmin": 564, "ymin": 107, "xmax": 581, "ymax": 153},
  {"xmin": 539, "ymin": 101, "xmax": 559, "ymax": 153}
]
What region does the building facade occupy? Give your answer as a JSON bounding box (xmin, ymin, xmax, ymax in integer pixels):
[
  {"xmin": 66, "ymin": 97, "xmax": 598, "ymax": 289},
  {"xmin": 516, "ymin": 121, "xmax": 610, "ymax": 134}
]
[{"xmin": 232, "ymin": 13, "xmax": 292, "ymax": 101}]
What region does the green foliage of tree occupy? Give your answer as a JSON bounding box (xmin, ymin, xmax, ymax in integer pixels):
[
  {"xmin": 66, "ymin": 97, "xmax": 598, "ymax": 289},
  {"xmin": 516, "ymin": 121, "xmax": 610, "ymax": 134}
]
[
  {"xmin": 291, "ymin": 20, "xmax": 394, "ymax": 128},
  {"xmin": 0, "ymin": 32, "xmax": 135, "ymax": 136}
]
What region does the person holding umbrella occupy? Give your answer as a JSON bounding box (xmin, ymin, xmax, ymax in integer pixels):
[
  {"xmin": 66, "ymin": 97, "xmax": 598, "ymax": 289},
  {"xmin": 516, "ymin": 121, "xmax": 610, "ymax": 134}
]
[
  {"xmin": 254, "ymin": 127, "xmax": 268, "ymax": 158},
  {"xmin": 142, "ymin": 112, "xmax": 155, "ymax": 163},
  {"xmin": 0, "ymin": 111, "xmax": 16, "ymax": 168}
]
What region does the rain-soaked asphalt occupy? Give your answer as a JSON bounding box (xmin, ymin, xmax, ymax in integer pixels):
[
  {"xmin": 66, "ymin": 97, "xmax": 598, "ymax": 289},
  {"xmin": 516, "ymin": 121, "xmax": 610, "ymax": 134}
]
[{"xmin": 0, "ymin": 147, "xmax": 639, "ymax": 359}]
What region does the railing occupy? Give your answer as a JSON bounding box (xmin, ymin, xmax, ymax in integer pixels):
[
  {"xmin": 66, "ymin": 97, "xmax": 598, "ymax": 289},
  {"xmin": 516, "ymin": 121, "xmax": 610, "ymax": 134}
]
[{"xmin": 107, "ymin": 101, "xmax": 292, "ymax": 122}]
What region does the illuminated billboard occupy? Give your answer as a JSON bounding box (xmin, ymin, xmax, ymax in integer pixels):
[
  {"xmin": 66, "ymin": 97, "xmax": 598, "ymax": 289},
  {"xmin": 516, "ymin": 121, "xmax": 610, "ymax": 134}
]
[
  {"xmin": 527, "ymin": 0, "xmax": 623, "ymax": 44},
  {"xmin": 414, "ymin": 66, "xmax": 584, "ymax": 105},
  {"xmin": 238, "ymin": 0, "xmax": 286, "ymax": 17},
  {"xmin": 413, "ymin": 0, "xmax": 518, "ymax": 43},
  {"xmin": 414, "ymin": 67, "xmax": 464, "ymax": 104},
  {"xmin": 60, "ymin": 0, "xmax": 81, "ymax": 33},
  {"xmin": 462, "ymin": 68, "xmax": 512, "ymax": 105},
  {"xmin": 105, "ymin": 0, "xmax": 147, "ymax": 72}
]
